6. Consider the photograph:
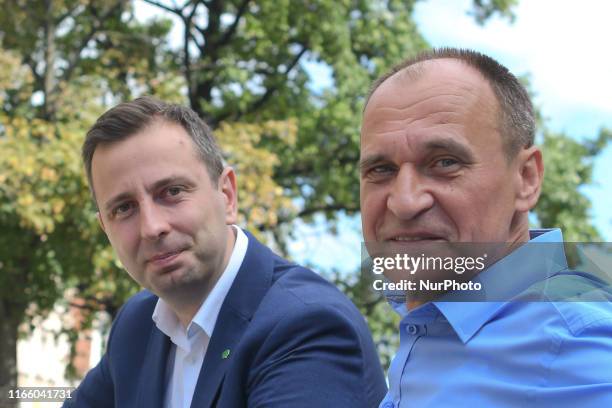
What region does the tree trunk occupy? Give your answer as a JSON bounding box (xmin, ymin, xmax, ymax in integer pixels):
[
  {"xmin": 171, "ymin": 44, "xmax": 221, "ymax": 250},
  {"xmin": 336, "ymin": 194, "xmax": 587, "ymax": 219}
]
[
  {"xmin": 0, "ymin": 301, "xmax": 20, "ymax": 408},
  {"xmin": 42, "ymin": 0, "xmax": 57, "ymax": 121}
]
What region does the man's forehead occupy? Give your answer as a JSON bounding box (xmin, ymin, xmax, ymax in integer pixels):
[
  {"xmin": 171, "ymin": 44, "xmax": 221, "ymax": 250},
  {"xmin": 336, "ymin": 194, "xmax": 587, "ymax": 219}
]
[
  {"xmin": 90, "ymin": 121, "xmax": 207, "ymax": 195},
  {"xmin": 398, "ymin": 57, "xmax": 482, "ymax": 81},
  {"xmin": 361, "ymin": 58, "xmax": 498, "ymax": 143},
  {"xmin": 367, "ymin": 58, "xmax": 490, "ymax": 110},
  {"xmin": 92, "ymin": 121, "xmax": 198, "ymax": 162},
  {"xmin": 360, "ymin": 57, "xmax": 503, "ymax": 164}
]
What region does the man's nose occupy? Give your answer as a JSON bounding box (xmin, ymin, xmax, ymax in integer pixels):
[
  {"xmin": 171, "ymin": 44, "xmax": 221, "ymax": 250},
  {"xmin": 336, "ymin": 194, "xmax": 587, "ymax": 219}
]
[
  {"xmin": 139, "ymin": 201, "xmax": 170, "ymax": 241},
  {"xmin": 387, "ymin": 165, "xmax": 434, "ymax": 220}
]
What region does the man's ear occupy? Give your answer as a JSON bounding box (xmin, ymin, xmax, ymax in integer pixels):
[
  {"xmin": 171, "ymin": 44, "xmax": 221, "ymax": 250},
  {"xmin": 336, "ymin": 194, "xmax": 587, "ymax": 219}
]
[
  {"xmin": 514, "ymin": 145, "xmax": 544, "ymax": 212},
  {"xmin": 218, "ymin": 167, "xmax": 238, "ymax": 224},
  {"xmin": 97, "ymin": 212, "xmax": 106, "ymax": 233}
]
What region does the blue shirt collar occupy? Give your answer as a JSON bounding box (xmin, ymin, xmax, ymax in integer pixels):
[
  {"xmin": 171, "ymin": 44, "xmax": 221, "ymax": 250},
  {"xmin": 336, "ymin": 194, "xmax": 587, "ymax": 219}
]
[
  {"xmin": 387, "ymin": 229, "xmax": 568, "ymax": 343},
  {"xmin": 433, "ymin": 228, "xmax": 567, "ymax": 343}
]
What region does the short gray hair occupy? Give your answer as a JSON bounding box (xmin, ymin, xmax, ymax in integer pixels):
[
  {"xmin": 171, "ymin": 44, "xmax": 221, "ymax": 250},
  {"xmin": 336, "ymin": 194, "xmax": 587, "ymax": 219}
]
[{"xmin": 365, "ymin": 48, "xmax": 536, "ymax": 158}]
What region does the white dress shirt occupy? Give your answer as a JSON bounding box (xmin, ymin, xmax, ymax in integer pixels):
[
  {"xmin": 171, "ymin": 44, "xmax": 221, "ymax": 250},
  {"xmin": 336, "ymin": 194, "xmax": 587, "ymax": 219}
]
[{"xmin": 152, "ymin": 226, "xmax": 248, "ymax": 408}]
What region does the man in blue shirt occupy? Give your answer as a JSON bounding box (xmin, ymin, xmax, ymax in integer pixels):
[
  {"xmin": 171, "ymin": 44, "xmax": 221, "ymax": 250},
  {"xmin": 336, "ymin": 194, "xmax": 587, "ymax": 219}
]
[{"xmin": 359, "ymin": 47, "xmax": 612, "ymax": 406}]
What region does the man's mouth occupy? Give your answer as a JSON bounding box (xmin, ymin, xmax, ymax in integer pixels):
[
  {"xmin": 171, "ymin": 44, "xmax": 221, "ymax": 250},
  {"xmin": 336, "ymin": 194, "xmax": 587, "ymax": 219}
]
[
  {"xmin": 148, "ymin": 249, "xmax": 185, "ymax": 267},
  {"xmin": 387, "ymin": 234, "xmax": 447, "ymax": 242},
  {"xmin": 390, "ymin": 236, "xmax": 445, "ymax": 242}
]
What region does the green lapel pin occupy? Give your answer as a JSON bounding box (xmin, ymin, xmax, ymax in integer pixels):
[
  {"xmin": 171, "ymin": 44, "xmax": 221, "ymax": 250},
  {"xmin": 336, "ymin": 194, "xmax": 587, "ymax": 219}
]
[{"xmin": 221, "ymin": 349, "xmax": 231, "ymax": 359}]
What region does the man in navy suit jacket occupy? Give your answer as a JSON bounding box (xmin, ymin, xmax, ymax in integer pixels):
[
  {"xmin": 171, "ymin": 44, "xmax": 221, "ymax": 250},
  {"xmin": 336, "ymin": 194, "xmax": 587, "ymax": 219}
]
[{"xmin": 65, "ymin": 97, "xmax": 386, "ymax": 407}]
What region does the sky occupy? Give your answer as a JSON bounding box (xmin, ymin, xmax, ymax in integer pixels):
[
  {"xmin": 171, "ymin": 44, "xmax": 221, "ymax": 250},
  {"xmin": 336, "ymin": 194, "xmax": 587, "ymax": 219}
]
[{"xmin": 290, "ymin": 0, "xmax": 612, "ymax": 272}]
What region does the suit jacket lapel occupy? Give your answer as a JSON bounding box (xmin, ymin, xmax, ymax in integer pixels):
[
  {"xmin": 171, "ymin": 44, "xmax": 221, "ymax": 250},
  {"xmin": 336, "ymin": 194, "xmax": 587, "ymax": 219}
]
[
  {"xmin": 190, "ymin": 231, "xmax": 275, "ymax": 408},
  {"xmin": 137, "ymin": 326, "xmax": 171, "ymax": 408},
  {"xmin": 190, "ymin": 308, "xmax": 249, "ymax": 407}
]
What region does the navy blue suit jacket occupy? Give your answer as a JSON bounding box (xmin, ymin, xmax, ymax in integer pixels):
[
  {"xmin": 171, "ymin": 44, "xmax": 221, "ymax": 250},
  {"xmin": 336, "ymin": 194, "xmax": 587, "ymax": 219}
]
[{"xmin": 65, "ymin": 231, "xmax": 387, "ymax": 407}]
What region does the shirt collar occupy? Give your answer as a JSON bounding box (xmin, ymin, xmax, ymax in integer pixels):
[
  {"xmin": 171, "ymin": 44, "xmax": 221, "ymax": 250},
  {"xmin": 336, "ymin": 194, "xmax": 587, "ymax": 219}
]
[
  {"xmin": 433, "ymin": 228, "xmax": 567, "ymax": 343},
  {"xmin": 152, "ymin": 226, "xmax": 249, "ymax": 348},
  {"xmin": 387, "ymin": 229, "xmax": 568, "ymax": 343}
]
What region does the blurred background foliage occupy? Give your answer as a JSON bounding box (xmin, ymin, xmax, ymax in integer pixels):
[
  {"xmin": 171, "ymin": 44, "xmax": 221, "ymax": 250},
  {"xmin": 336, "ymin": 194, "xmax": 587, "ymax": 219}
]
[{"xmin": 0, "ymin": 0, "xmax": 609, "ymax": 391}]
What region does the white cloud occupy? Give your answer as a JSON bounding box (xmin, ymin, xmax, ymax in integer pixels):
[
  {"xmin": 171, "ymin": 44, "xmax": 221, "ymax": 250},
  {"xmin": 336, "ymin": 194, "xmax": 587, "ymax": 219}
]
[{"xmin": 414, "ymin": 0, "xmax": 612, "ymax": 126}]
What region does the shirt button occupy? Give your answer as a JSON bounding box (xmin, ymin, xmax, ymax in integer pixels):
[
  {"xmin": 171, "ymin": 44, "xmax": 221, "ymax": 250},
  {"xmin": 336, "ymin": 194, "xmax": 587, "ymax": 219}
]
[
  {"xmin": 381, "ymin": 402, "xmax": 395, "ymax": 408},
  {"xmin": 406, "ymin": 324, "xmax": 419, "ymax": 335}
]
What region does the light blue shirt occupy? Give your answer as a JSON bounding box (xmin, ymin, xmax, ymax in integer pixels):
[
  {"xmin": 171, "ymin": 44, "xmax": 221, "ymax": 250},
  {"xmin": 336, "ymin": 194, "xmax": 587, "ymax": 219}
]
[{"xmin": 380, "ymin": 229, "xmax": 612, "ymax": 408}]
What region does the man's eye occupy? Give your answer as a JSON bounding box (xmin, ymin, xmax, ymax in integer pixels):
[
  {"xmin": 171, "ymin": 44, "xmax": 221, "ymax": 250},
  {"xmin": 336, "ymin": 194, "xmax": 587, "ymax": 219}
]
[
  {"xmin": 362, "ymin": 164, "xmax": 396, "ymax": 183},
  {"xmin": 433, "ymin": 158, "xmax": 460, "ymax": 168},
  {"xmin": 112, "ymin": 203, "xmax": 134, "ymax": 218},
  {"xmin": 370, "ymin": 165, "xmax": 395, "ymax": 175},
  {"xmin": 167, "ymin": 186, "xmax": 182, "ymax": 196},
  {"xmin": 163, "ymin": 186, "xmax": 185, "ymax": 198}
]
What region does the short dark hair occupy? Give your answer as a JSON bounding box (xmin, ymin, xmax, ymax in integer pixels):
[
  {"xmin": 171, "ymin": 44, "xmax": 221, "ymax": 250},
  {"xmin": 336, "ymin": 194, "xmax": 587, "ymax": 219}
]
[
  {"xmin": 365, "ymin": 48, "xmax": 535, "ymax": 158},
  {"xmin": 83, "ymin": 96, "xmax": 224, "ymax": 202}
]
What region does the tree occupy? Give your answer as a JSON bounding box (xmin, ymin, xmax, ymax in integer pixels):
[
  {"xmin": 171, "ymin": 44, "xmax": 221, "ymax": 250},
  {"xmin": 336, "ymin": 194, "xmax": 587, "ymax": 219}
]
[
  {"xmin": 8, "ymin": 0, "xmax": 610, "ymax": 396},
  {"xmin": 0, "ymin": 0, "xmax": 177, "ymax": 400},
  {"xmin": 0, "ymin": 0, "xmax": 299, "ymax": 395},
  {"xmin": 536, "ymin": 128, "xmax": 611, "ymax": 241}
]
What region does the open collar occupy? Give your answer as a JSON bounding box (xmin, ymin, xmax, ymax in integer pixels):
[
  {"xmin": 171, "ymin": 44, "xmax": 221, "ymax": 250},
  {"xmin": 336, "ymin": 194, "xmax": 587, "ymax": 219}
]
[
  {"xmin": 433, "ymin": 228, "xmax": 567, "ymax": 343},
  {"xmin": 387, "ymin": 229, "xmax": 568, "ymax": 344}
]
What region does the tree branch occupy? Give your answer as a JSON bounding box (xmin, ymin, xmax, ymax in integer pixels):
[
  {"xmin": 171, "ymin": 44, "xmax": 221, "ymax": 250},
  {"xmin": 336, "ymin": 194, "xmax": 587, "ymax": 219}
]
[
  {"xmin": 217, "ymin": 0, "xmax": 250, "ymax": 47},
  {"xmin": 297, "ymin": 204, "xmax": 359, "ymax": 219},
  {"xmin": 142, "ymin": 0, "xmax": 183, "ymax": 16},
  {"xmin": 22, "ymin": 55, "xmax": 43, "ymax": 88},
  {"xmin": 54, "ymin": 2, "xmax": 82, "ymax": 26},
  {"xmin": 184, "ymin": 2, "xmax": 202, "ymax": 111},
  {"xmin": 216, "ymin": 44, "xmax": 308, "ymax": 123},
  {"xmin": 201, "ymin": 0, "xmax": 222, "ymax": 52},
  {"xmin": 59, "ymin": 2, "xmax": 124, "ymax": 85},
  {"xmin": 275, "ymin": 146, "xmax": 358, "ymax": 182},
  {"xmin": 42, "ymin": 0, "xmax": 57, "ymax": 120}
]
